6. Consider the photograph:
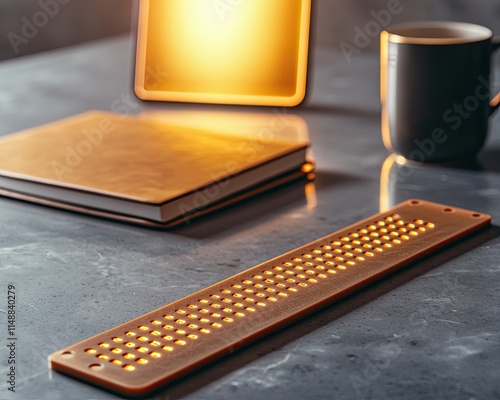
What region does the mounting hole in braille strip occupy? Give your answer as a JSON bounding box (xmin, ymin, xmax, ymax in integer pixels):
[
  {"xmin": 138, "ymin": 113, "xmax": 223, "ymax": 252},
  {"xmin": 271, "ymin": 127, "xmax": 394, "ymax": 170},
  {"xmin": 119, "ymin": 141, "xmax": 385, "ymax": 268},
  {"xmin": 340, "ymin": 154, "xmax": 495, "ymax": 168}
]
[
  {"xmin": 60, "ymin": 351, "xmax": 74, "ymax": 359},
  {"xmin": 89, "ymin": 364, "xmax": 103, "ymax": 371}
]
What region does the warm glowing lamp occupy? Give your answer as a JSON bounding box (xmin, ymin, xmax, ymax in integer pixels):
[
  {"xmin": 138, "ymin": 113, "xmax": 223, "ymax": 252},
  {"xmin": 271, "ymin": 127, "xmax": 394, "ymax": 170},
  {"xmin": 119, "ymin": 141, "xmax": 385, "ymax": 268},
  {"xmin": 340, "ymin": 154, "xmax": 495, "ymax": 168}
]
[{"xmin": 134, "ymin": 0, "xmax": 312, "ymax": 106}]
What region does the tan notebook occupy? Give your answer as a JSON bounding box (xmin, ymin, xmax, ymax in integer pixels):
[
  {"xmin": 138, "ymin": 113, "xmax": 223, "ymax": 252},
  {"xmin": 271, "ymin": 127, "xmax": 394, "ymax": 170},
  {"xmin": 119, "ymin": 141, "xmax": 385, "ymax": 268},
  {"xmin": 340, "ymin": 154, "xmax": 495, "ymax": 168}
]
[{"xmin": 0, "ymin": 111, "xmax": 310, "ymax": 226}]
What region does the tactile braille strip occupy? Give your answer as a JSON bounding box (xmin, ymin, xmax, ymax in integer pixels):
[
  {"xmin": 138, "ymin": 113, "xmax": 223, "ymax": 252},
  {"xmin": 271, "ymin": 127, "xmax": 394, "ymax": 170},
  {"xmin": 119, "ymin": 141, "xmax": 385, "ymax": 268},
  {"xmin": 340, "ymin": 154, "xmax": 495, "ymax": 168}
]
[{"xmin": 49, "ymin": 199, "xmax": 490, "ymax": 397}]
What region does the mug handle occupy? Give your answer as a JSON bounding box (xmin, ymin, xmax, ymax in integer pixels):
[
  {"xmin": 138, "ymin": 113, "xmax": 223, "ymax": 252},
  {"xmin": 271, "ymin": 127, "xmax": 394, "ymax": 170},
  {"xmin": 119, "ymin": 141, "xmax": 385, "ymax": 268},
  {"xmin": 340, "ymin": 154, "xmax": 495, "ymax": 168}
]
[{"xmin": 491, "ymin": 37, "xmax": 500, "ymax": 115}]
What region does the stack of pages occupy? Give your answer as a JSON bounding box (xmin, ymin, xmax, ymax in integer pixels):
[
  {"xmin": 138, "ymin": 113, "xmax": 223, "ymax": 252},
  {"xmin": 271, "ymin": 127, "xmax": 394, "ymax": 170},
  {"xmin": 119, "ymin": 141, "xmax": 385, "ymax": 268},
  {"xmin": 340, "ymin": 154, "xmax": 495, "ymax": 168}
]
[{"xmin": 0, "ymin": 111, "xmax": 311, "ymax": 227}]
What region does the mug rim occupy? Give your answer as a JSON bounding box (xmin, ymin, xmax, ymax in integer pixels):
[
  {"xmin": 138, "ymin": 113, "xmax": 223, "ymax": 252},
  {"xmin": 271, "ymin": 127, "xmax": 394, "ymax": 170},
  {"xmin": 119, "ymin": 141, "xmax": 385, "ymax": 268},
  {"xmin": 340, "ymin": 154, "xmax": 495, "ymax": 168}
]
[{"xmin": 384, "ymin": 21, "xmax": 493, "ymax": 45}]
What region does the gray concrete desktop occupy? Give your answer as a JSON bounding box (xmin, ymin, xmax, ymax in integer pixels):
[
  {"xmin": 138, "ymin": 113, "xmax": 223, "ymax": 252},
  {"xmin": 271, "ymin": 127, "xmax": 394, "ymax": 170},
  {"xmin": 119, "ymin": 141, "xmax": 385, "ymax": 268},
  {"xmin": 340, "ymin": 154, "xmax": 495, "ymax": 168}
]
[{"xmin": 0, "ymin": 35, "xmax": 500, "ymax": 400}]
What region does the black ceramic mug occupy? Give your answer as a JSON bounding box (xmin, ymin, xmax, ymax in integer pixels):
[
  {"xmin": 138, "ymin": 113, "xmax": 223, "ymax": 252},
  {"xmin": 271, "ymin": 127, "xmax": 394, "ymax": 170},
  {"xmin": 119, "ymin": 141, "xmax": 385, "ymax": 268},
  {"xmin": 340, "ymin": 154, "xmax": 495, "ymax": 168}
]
[{"xmin": 381, "ymin": 22, "xmax": 500, "ymax": 162}]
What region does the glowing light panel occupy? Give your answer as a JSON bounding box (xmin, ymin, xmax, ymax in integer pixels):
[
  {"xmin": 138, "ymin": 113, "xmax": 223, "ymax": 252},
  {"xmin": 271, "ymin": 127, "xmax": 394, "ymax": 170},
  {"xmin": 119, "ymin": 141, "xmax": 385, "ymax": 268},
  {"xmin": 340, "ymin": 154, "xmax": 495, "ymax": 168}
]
[{"xmin": 135, "ymin": 0, "xmax": 311, "ymax": 106}]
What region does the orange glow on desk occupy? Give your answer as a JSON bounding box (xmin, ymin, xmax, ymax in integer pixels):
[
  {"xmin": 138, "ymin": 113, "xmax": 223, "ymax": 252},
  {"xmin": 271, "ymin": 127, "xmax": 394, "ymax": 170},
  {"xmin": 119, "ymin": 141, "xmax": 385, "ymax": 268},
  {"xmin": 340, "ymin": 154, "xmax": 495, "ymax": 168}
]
[
  {"xmin": 135, "ymin": 0, "xmax": 311, "ymax": 106},
  {"xmin": 139, "ymin": 109, "xmax": 310, "ymax": 143}
]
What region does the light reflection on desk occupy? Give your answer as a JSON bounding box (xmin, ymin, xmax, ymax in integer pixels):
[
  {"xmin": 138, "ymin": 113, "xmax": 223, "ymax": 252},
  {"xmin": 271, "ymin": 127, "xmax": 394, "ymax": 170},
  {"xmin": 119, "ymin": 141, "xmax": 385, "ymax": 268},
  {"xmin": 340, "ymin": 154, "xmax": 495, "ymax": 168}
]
[
  {"xmin": 380, "ymin": 154, "xmax": 494, "ymax": 213},
  {"xmin": 139, "ymin": 109, "xmax": 311, "ymax": 143}
]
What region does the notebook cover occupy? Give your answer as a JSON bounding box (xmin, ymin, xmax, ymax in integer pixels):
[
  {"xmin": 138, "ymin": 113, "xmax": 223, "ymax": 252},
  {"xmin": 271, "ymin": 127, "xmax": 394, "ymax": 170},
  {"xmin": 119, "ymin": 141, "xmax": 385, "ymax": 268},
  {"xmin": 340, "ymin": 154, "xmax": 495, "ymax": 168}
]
[{"xmin": 0, "ymin": 111, "xmax": 310, "ymax": 225}]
